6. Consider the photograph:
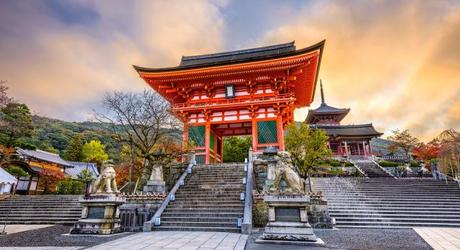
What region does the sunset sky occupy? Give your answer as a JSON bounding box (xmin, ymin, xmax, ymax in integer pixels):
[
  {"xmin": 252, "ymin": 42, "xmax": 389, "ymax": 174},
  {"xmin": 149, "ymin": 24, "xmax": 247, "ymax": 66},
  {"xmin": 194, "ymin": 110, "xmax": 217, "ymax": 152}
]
[{"xmin": 1, "ymin": 0, "xmax": 459, "ymax": 141}]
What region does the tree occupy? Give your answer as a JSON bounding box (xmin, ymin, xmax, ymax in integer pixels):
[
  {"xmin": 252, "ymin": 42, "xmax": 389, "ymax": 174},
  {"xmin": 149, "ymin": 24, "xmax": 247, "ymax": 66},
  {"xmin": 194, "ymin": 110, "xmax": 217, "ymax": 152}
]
[
  {"xmin": 223, "ymin": 136, "xmax": 251, "ymax": 163},
  {"xmin": 387, "ymin": 129, "xmax": 419, "ymax": 160},
  {"xmin": 0, "ymin": 103, "xmax": 34, "ymax": 147},
  {"xmin": 438, "ymin": 129, "xmax": 460, "ymax": 179},
  {"xmin": 4, "ymin": 165, "xmax": 29, "ymax": 178},
  {"xmin": 95, "ymin": 90, "xmax": 181, "ymax": 185},
  {"xmin": 63, "ymin": 135, "xmax": 84, "ymax": 161},
  {"xmin": 0, "ymin": 80, "xmax": 13, "ymax": 108},
  {"xmin": 412, "ymin": 139, "xmax": 440, "ymax": 165},
  {"xmin": 39, "ymin": 168, "xmax": 65, "ymax": 193},
  {"xmin": 285, "ymin": 123, "xmax": 332, "ymax": 190},
  {"xmin": 82, "ymin": 140, "xmax": 109, "ymax": 168}
]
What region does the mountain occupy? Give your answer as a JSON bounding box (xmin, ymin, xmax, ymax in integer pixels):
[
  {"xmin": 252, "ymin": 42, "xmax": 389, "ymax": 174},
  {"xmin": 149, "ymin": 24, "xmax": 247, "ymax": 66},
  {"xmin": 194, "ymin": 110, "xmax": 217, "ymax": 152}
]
[{"xmin": 23, "ymin": 116, "xmax": 122, "ymax": 162}]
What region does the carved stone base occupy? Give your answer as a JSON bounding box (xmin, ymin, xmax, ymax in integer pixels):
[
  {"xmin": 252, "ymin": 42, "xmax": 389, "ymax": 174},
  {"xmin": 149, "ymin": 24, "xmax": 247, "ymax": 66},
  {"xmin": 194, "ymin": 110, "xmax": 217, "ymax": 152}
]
[
  {"xmin": 70, "ymin": 194, "xmax": 125, "ymax": 235},
  {"xmin": 143, "ymin": 180, "xmax": 165, "ymax": 194},
  {"xmin": 257, "ymin": 194, "xmax": 321, "ymax": 244}
]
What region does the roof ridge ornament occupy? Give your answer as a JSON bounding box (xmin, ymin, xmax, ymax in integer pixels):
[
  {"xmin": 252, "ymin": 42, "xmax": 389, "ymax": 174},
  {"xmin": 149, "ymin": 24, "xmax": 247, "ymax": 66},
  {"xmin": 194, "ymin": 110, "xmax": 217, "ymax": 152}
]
[{"xmin": 320, "ymin": 79, "xmax": 325, "ymax": 104}]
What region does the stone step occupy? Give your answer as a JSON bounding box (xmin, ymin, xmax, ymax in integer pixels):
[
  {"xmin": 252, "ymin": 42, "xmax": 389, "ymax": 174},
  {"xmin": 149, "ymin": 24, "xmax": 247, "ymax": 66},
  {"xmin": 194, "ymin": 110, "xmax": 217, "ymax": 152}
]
[
  {"xmin": 330, "ymin": 213, "xmax": 460, "ymax": 218},
  {"xmin": 162, "ymin": 212, "xmax": 242, "ymax": 217},
  {"xmin": 156, "ymin": 226, "xmax": 241, "ymax": 233},
  {"xmin": 324, "ymin": 198, "xmax": 460, "ymax": 202},
  {"xmin": 167, "ymin": 201, "xmax": 243, "ymax": 205},
  {"xmin": 161, "ymin": 217, "xmax": 238, "ymax": 223},
  {"xmin": 0, "ymin": 220, "xmax": 77, "ymax": 224},
  {"xmin": 160, "ymin": 221, "xmax": 237, "ymax": 228},
  {"xmin": 167, "ymin": 204, "xmax": 244, "ymax": 209},
  {"xmin": 165, "ymin": 208, "xmax": 244, "ymax": 213}
]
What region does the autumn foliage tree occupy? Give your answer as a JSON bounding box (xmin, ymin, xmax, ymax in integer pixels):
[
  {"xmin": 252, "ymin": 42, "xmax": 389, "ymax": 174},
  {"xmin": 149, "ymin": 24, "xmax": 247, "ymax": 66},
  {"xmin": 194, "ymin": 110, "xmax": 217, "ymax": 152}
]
[
  {"xmin": 412, "ymin": 139, "xmax": 440, "ymax": 166},
  {"xmin": 39, "ymin": 168, "xmax": 65, "ymax": 193}
]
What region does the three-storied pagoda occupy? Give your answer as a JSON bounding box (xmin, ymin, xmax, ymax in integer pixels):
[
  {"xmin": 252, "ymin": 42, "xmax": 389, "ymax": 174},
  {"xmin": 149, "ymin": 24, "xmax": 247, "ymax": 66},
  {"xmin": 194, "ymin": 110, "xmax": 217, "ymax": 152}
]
[
  {"xmin": 134, "ymin": 41, "xmax": 324, "ymax": 164},
  {"xmin": 306, "ymin": 82, "xmax": 383, "ymax": 157}
]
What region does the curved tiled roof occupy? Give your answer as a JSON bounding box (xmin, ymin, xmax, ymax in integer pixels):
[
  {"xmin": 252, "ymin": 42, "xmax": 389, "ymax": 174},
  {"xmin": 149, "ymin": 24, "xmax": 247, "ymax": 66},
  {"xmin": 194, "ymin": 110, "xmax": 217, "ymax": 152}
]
[
  {"xmin": 133, "ymin": 40, "xmax": 325, "ymax": 73},
  {"xmin": 311, "ymin": 123, "xmax": 383, "ymax": 138}
]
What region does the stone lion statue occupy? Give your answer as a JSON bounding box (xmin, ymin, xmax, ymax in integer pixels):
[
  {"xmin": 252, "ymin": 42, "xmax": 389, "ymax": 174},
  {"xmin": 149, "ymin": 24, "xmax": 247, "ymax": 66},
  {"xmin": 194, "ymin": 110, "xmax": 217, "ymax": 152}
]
[
  {"xmin": 269, "ymin": 151, "xmax": 305, "ymax": 194},
  {"xmin": 92, "ymin": 160, "xmax": 119, "ymax": 194}
]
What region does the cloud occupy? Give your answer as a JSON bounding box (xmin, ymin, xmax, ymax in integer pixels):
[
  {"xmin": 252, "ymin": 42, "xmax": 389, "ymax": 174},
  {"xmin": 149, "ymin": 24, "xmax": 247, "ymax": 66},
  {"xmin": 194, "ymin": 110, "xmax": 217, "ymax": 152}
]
[
  {"xmin": 261, "ymin": 0, "xmax": 460, "ymax": 140},
  {"xmin": 0, "ymin": 0, "xmax": 459, "ymax": 141},
  {"xmin": 0, "ymin": 0, "xmax": 225, "ymax": 121}
]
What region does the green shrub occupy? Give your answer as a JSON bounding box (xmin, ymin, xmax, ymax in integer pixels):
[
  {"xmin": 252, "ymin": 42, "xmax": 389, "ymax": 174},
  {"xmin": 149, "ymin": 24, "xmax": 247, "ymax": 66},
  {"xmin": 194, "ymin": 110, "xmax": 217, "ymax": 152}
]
[
  {"xmin": 56, "ymin": 179, "xmax": 84, "ymax": 194},
  {"xmin": 378, "ymin": 160, "xmax": 400, "ymax": 167},
  {"xmin": 344, "ymin": 161, "xmax": 354, "ymax": 167},
  {"xmin": 4, "ymin": 165, "xmax": 29, "ymax": 177},
  {"xmin": 410, "ymin": 160, "xmax": 421, "ymax": 168},
  {"xmin": 252, "ymin": 200, "xmax": 268, "ymax": 227}
]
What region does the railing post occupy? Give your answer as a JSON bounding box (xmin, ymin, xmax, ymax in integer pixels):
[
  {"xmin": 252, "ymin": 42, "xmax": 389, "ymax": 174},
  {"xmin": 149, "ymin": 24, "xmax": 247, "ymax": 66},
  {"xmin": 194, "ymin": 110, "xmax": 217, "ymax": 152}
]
[{"xmin": 241, "ymin": 147, "xmax": 254, "ymax": 234}]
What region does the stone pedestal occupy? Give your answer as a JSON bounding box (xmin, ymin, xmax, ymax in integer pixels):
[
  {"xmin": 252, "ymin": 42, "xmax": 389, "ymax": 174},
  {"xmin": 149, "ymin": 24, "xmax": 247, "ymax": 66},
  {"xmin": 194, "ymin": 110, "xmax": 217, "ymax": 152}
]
[
  {"xmin": 70, "ymin": 194, "xmax": 125, "ymax": 235},
  {"xmin": 143, "ymin": 180, "xmax": 165, "ymax": 194},
  {"xmin": 256, "ymin": 194, "xmax": 323, "ymax": 245}
]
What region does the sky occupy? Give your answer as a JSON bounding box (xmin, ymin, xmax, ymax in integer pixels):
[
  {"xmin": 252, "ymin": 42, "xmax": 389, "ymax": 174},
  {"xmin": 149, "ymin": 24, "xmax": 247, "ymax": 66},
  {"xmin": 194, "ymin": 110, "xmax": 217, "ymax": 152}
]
[{"xmin": 0, "ymin": 0, "xmax": 459, "ymax": 141}]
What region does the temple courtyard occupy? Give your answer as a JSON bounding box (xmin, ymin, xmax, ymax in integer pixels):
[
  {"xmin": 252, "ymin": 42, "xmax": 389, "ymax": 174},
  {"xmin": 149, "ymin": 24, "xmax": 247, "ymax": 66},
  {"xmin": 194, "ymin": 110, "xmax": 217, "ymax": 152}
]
[{"xmin": 1, "ymin": 225, "xmax": 460, "ymax": 249}]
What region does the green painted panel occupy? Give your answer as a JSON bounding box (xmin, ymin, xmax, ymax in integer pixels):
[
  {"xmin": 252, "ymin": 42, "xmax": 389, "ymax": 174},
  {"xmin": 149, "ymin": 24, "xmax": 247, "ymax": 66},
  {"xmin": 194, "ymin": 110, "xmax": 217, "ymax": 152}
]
[
  {"xmin": 189, "ymin": 125, "xmax": 205, "ymax": 146},
  {"xmin": 210, "ymin": 132, "xmax": 215, "ymax": 150},
  {"xmin": 257, "ymin": 121, "xmax": 278, "ymax": 144}
]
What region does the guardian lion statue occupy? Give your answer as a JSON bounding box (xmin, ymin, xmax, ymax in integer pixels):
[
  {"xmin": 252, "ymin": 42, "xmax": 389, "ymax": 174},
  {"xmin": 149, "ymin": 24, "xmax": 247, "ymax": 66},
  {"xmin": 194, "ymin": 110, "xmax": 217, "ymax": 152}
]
[
  {"xmin": 92, "ymin": 160, "xmax": 119, "ymax": 194},
  {"xmin": 269, "ymin": 151, "xmax": 305, "ymax": 194}
]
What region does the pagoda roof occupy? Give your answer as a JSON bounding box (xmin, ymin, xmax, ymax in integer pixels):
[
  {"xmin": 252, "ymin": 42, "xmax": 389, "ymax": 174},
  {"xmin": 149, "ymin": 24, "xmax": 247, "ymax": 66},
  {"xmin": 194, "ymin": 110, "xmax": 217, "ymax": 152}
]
[
  {"xmin": 311, "ymin": 123, "xmax": 383, "ymax": 139},
  {"xmin": 305, "ymin": 81, "xmax": 350, "ymax": 123},
  {"xmin": 133, "ymin": 40, "xmax": 324, "ymax": 73}
]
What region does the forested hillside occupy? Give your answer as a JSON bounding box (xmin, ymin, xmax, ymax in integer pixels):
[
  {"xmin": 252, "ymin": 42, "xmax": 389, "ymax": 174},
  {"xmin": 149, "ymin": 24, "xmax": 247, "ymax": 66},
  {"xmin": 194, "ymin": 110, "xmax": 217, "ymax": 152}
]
[{"xmin": 21, "ymin": 116, "xmax": 122, "ymax": 161}]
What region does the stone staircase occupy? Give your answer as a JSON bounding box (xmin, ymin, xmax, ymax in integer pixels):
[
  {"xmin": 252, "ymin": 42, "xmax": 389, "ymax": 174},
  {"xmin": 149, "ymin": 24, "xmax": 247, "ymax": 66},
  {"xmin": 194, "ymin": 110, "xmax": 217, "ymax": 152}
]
[
  {"xmin": 0, "ymin": 195, "xmax": 81, "ymax": 224},
  {"xmin": 312, "ymin": 177, "xmax": 460, "ymax": 228},
  {"xmin": 159, "ymin": 164, "xmax": 245, "ymax": 233},
  {"xmin": 351, "ymin": 159, "xmax": 392, "ymax": 178}
]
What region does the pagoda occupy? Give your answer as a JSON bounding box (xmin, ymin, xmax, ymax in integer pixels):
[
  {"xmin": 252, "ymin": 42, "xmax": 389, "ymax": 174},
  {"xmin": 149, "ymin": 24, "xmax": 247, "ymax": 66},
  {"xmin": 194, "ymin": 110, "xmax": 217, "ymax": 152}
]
[
  {"xmin": 306, "ymin": 82, "xmax": 383, "ymax": 157},
  {"xmin": 134, "ymin": 41, "xmax": 324, "ymax": 164}
]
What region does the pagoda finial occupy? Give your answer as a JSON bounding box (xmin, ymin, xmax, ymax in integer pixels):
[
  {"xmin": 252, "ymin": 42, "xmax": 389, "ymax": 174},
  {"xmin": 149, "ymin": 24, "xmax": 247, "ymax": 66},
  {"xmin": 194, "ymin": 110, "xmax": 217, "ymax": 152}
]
[{"xmin": 320, "ymin": 79, "xmax": 325, "ymax": 104}]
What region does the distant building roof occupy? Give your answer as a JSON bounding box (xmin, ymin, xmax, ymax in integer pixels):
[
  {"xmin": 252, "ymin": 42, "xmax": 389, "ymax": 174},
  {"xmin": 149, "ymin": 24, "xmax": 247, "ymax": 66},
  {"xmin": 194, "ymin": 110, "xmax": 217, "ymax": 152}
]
[
  {"xmin": 17, "ymin": 148, "xmax": 73, "ymax": 167},
  {"xmin": 311, "ymin": 123, "xmax": 383, "ymax": 139},
  {"xmin": 16, "ymin": 148, "xmax": 99, "ymax": 178},
  {"xmin": 0, "ymin": 167, "xmax": 17, "ymax": 184}
]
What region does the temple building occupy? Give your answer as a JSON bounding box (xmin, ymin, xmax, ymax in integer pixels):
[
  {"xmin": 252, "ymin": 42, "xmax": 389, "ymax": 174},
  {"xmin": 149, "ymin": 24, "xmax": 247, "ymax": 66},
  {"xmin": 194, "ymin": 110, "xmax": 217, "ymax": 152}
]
[
  {"xmin": 135, "ymin": 41, "xmax": 325, "ymax": 164},
  {"xmin": 306, "ymin": 82, "xmax": 383, "ymax": 157},
  {"xmin": 2, "ymin": 148, "xmax": 99, "ymax": 194}
]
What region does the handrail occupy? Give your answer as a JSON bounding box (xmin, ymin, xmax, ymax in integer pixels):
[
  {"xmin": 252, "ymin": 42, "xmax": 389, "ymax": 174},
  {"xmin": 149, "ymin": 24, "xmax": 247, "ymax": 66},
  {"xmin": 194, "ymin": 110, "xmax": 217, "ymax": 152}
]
[
  {"xmin": 371, "ymin": 159, "xmax": 397, "ymax": 179},
  {"xmin": 241, "ymin": 148, "xmax": 254, "ymax": 234},
  {"xmin": 143, "ymin": 153, "xmax": 196, "ymax": 231},
  {"xmin": 348, "ymin": 159, "xmax": 367, "ymax": 178}
]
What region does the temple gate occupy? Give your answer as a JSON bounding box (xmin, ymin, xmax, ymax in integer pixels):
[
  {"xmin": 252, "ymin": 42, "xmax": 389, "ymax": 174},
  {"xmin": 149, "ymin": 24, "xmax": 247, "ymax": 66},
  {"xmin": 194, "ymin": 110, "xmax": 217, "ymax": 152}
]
[{"xmin": 134, "ymin": 41, "xmax": 324, "ymax": 164}]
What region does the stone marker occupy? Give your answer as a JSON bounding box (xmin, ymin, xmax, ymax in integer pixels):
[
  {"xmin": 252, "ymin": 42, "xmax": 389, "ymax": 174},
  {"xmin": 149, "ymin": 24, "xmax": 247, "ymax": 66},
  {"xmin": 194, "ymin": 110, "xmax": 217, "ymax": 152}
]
[
  {"xmin": 255, "ymin": 150, "xmax": 324, "ymax": 246},
  {"xmin": 70, "ymin": 160, "xmax": 125, "ymax": 235}
]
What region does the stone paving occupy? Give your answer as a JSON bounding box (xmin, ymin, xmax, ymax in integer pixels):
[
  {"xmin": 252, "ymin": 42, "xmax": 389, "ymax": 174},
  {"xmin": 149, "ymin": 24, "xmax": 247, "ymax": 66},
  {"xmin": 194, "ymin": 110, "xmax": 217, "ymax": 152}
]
[
  {"xmin": 0, "ymin": 224, "xmax": 53, "ymax": 234},
  {"xmin": 414, "ymin": 227, "xmax": 460, "ymax": 250},
  {"xmin": 87, "ymin": 231, "xmax": 248, "ymax": 250}
]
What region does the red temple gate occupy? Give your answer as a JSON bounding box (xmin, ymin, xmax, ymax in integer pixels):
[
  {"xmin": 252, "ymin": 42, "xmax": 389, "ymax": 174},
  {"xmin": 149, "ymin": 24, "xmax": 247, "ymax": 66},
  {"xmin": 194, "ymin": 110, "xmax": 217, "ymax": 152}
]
[{"xmin": 135, "ymin": 41, "xmax": 324, "ymax": 164}]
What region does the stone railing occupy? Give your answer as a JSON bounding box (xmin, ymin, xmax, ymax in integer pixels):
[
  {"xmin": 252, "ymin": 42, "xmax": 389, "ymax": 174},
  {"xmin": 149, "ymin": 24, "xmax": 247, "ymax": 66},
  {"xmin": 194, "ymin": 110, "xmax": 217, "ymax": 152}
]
[
  {"xmin": 143, "ymin": 153, "xmax": 196, "ymax": 231},
  {"xmin": 241, "ymin": 148, "xmax": 254, "ymax": 234}
]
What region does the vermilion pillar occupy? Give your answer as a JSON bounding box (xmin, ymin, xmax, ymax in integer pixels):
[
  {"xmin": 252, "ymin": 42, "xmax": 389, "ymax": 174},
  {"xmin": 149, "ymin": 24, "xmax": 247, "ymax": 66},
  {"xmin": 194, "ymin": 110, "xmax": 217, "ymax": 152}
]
[
  {"xmin": 251, "ymin": 118, "xmax": 258, "ymax": 152},
  {"xmin": 276, "ymin": 116, "xmax": 285, "ymax": 151},
  {"xmin": 205, "ymin": 122, "xmax": 211, "ymax": 164},
  {"xmin": 183, "ymin": 124, "xmax": 189, "ymax": 147}
]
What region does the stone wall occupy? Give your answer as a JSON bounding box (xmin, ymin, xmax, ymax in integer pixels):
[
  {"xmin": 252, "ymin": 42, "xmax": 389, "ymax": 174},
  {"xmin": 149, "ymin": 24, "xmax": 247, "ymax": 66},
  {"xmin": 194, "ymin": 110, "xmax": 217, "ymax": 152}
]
[{"xmin": 120, "ymin": 197, "xmax": 163, "ymax": 232}]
